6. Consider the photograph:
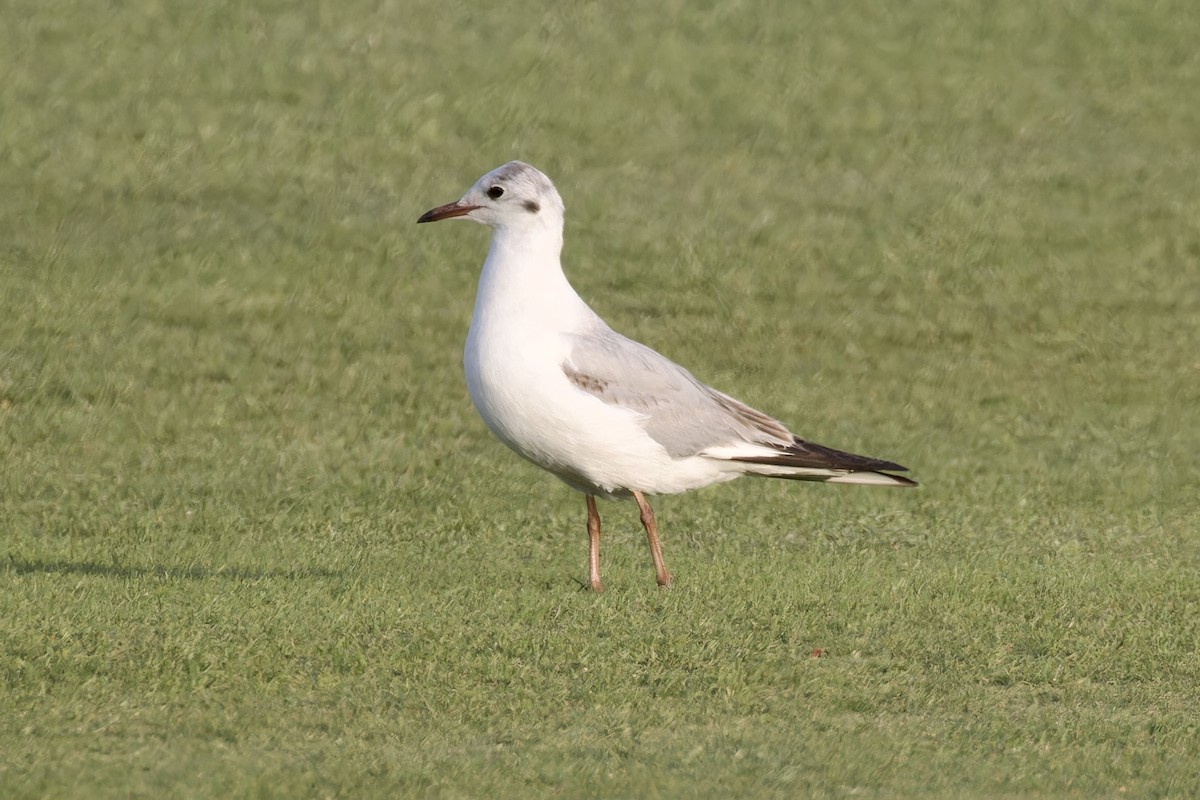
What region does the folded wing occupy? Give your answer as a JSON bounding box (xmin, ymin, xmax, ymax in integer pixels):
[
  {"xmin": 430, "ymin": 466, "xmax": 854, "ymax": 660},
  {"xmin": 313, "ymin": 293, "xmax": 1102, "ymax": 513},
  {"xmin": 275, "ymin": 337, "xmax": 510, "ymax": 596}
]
[{"xmin": 562, "ymin": 327, "xmax": 915, "ymax": 487}]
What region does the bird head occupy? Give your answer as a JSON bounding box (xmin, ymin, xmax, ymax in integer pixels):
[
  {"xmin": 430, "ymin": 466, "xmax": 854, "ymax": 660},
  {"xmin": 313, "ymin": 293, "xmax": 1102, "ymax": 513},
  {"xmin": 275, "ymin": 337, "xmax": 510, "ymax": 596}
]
[{"xmin": 417, "ymin": 161, "xmax": 565, "ymax": 230}]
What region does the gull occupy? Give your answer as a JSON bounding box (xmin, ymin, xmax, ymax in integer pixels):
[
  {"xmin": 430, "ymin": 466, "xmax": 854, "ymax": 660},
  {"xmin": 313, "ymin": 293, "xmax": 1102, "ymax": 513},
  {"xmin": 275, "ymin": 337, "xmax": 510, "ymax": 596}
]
[{"xmin": 418, "ymin": 161, "xmax": 916, "ymax": 592}]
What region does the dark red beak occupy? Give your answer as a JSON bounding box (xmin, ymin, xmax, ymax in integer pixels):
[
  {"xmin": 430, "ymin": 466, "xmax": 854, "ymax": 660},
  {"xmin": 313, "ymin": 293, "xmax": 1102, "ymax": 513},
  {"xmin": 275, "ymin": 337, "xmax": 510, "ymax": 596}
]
[{"xmin": 417, "ymin": 201, "xmax": 480, "ymax": 223}]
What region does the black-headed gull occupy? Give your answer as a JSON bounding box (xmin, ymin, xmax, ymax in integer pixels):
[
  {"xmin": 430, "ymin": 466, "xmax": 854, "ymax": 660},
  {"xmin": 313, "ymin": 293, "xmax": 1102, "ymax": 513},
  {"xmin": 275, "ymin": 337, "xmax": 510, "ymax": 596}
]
[{"xmin": 418, "ymin": 161, "xmax": 915, "ymax": 592}]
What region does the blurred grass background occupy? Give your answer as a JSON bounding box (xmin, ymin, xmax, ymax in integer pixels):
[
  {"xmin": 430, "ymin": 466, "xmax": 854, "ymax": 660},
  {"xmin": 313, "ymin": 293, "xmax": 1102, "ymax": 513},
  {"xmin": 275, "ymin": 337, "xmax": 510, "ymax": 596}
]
[{"xmin": 3, "ymin": 0, "xmax": 1199, "ymax": 797}]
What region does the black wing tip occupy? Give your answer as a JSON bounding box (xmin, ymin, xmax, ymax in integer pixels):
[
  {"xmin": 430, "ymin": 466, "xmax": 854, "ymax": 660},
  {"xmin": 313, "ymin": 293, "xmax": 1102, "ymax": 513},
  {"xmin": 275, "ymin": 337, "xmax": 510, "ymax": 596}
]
[
  {"xmin": 791, "ymin": 437, "xmax": 911, "ymax": 473},
  {"xmin": 726, "ymin": 437, "xmax": 916, "ymax": 481}
]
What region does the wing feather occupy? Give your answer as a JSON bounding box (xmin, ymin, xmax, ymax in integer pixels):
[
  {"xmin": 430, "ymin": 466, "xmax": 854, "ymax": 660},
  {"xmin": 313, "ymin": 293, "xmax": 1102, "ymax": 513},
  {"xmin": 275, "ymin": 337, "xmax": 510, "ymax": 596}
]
[
  {"xmin": 561, "ymin": 326, "xmax": 913, "ymax": 484},
  {"xmin": 562, "ymin": 329, "xmax": 795, "ymax": 457}
]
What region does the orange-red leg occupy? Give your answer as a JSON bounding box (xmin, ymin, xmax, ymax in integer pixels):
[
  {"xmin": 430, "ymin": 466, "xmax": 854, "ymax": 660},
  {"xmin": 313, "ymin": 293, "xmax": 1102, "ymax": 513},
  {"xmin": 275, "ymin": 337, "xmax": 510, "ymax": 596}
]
[
  {"xmin": 632, "ymin": 490, "xmax": 672, "ymax": 588},
  {"xmin": 586, "ymin": 495, "xmax": 604, "ymax": 593}
]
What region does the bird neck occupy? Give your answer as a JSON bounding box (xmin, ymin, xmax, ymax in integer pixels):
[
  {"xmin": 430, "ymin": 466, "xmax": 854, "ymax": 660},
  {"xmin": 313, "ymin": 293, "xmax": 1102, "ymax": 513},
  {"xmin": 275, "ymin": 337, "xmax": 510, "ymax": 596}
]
[{"xmin": 472, "ymin": 221, "xmax": 594, "ymax": 332}]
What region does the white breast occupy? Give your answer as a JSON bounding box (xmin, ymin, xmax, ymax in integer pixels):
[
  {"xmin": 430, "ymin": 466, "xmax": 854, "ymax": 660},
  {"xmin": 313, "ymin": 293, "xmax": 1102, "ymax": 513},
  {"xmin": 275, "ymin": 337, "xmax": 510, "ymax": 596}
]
[{"xmin": 459, "ymin": 215, "xmax": 738, "ymax": 497}]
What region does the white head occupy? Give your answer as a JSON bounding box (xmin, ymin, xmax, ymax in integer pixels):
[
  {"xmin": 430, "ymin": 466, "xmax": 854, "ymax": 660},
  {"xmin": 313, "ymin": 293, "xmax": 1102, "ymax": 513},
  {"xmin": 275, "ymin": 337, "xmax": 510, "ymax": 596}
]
[{"xmin": 417, "ymin": 161, "xmax": 565, "ymax": 230}]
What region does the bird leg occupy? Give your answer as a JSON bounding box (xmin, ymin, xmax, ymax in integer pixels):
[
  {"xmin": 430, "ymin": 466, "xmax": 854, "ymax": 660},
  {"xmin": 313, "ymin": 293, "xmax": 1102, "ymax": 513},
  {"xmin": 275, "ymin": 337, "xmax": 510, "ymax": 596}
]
[
  {"xmin": 632, "ymin": 490, "xmax": 673, "ymax": 588},
  {"xmin": 586, "ymin": 495, "xmax": 604, "ymax": 593}
]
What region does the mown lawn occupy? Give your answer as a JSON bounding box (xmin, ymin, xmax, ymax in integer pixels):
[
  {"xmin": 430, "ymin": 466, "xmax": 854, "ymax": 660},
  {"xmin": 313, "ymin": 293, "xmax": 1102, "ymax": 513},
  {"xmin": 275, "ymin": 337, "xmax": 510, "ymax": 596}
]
[{"xmin": 3, "ymin": 1, "xmax": 1199, "ymax": 797}]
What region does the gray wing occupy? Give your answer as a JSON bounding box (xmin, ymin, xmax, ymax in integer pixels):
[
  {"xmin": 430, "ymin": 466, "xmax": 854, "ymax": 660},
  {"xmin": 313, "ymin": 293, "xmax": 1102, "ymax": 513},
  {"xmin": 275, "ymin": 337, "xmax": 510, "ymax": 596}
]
[{"xmin": 562, "ymin": 328, "xmax": 794, "ymax": 457}]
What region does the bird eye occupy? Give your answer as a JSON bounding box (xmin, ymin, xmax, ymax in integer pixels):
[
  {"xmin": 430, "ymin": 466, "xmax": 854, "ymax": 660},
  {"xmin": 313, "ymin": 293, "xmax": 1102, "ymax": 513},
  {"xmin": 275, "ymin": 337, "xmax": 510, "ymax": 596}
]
[{"xmin": 487, "ymin": 186, "xmax": 504, "ymax": 200}]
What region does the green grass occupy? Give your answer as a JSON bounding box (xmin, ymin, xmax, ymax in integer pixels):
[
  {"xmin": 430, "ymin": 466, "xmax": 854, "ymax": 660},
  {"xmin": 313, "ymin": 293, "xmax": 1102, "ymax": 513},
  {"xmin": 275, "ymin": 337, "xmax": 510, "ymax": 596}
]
[{"xmin": 3, "ymin": 0, "xmax": 1200, "ymax": 796}]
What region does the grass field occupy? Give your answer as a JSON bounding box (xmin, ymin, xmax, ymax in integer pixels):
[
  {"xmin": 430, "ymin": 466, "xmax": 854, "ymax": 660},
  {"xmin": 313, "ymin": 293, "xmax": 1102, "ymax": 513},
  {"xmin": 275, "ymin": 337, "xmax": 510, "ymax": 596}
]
[{"xmin": 3, "ymin": 0, "xmax": 1200, "ymax": 796}]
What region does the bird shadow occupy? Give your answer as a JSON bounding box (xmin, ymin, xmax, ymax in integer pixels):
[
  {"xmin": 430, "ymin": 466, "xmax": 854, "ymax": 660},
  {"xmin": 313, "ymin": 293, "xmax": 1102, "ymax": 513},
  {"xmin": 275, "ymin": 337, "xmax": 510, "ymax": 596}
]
[{"xmin": 4, "ymin": 556, "xmax": 341, "ymax": 582}]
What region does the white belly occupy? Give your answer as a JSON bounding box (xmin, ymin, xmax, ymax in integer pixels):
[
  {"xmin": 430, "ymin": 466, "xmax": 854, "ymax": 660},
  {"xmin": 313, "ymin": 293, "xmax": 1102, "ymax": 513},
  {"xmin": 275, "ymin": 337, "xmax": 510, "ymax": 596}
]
[{"xmin": 463, "ymin": 316, "xmax": 730, "ymax": 497}]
